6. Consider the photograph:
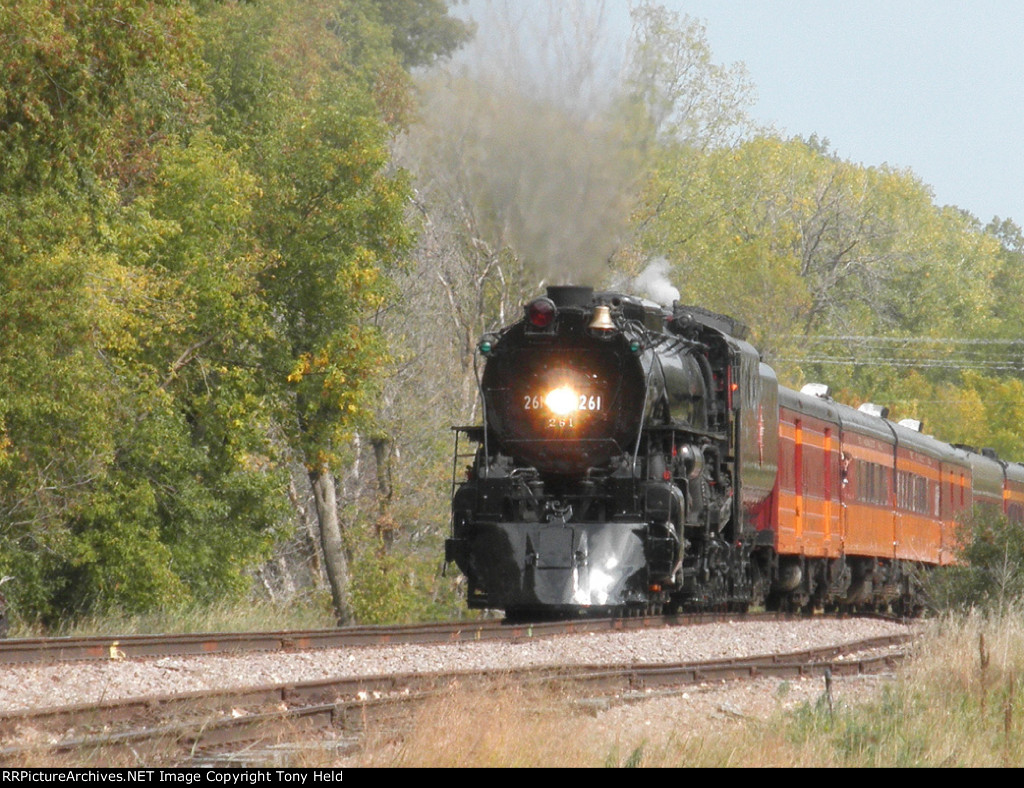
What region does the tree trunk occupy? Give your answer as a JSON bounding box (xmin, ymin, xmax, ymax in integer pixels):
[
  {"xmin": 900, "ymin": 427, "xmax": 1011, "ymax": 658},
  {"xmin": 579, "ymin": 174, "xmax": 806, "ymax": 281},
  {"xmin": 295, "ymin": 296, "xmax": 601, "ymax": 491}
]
[
  {"xmin": 372, "ymin": 436, "xmax": 396, "ymax": 549},
  {"xmin": 310, "ymin": 465, "xmax": 352, "ymax": 625}
]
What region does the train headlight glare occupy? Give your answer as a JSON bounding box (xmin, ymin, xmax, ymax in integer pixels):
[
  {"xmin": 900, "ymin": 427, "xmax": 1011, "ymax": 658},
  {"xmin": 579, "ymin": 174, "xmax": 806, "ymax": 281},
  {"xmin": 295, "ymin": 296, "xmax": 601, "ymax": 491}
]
[{"xmin": 545, "ymin": 386, "xmax": 578, "ymax": 416}]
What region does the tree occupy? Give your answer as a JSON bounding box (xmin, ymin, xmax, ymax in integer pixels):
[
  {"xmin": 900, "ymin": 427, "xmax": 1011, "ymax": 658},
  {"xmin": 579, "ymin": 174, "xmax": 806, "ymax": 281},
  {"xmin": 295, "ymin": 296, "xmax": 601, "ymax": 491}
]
[
  {"xmin": 0, "ymin": 0, "xmax": 476, "ymax": 625},
  {"xmin": 373, "ymin": 0, "xmax": 474, "ymax": 69},
  {"xmin": 621, "ymin": 1, "xmax": 756, "ymax": 150},
  {"xmin": 200, "ymin": 0, "xmax": 426, "ymax": 624},
  {"xmin": 925, "ymin": 510, "xmax": 1024, "ymax": 613},
  {"xmin": 636, "ymin": 135, "xmax": 1002, "ymax": 369},
  {"xmin": 0, "ymin": 0, "xmax": 293, "ymax": 621}
]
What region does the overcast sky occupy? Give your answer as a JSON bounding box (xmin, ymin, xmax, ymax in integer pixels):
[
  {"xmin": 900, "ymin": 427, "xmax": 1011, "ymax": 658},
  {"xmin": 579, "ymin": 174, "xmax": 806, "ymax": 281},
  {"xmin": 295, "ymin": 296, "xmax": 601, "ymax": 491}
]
[{"xmin": 457, "ymin": 1, "xmax": 1024, "ymax": 226}]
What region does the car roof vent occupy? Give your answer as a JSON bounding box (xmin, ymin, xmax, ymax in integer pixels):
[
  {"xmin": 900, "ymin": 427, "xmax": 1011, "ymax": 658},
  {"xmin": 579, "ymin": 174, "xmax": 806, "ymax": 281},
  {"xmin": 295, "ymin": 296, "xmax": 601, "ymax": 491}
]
[
  {"xmin": 858, "ymin": 402, "xmax": 889, "ymax": 419},
  {"xmin": 801, "ymin": 383, "xmax": 832, "ymax": 399}
]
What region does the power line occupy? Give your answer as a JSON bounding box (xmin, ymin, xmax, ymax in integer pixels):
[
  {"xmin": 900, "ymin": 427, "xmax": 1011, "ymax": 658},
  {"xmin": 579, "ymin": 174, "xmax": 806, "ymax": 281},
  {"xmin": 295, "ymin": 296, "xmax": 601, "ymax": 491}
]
[
  {"xmin": 775, "ymin": 357, "xmax": 1024, "ymax": 372},
  {"xmin": 776, "ymin": 335, "xmax": 1024, "ymax": 346}
]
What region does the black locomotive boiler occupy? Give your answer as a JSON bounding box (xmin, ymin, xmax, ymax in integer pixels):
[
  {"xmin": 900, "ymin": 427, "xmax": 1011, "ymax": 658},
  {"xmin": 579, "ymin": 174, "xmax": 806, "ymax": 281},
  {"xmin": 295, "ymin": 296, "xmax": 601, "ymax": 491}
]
[{"xmin": 444, "ymin": 285, "xmax": 778, "ymax": 617}]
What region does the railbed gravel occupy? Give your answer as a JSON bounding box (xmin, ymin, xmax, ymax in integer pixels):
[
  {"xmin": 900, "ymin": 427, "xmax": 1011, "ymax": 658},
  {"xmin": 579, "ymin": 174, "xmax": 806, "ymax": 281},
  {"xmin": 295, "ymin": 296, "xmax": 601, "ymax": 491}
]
[{"xmin": 0, "ymin": 617, "xmax": 914, "ymax": 714}]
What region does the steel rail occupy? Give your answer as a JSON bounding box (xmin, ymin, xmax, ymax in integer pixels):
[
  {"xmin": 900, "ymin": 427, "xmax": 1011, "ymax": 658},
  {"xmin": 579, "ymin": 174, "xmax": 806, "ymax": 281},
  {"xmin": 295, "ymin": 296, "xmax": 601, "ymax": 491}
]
[
  {"xmin": 0, "ymin": 632, "xmax": 913, "ymax": 765},
  {"xmin": 0, "ymin": 611, "xmax": 811, "ymax": 664}
]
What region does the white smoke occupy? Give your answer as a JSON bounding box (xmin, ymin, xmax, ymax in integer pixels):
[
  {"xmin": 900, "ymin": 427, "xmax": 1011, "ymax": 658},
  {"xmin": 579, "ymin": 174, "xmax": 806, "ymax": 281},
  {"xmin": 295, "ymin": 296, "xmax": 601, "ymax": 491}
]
[{"xmin": 632, "ymin": 257, "xmax": 680, "ymax": 307}]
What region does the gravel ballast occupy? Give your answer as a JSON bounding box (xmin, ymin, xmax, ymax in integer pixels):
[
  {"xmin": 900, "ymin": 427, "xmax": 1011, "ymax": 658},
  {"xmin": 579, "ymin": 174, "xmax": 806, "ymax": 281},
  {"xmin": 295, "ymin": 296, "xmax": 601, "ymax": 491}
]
[{"xmin": 0, "ymin": 617, "xmax": 914, "ymax": 713}]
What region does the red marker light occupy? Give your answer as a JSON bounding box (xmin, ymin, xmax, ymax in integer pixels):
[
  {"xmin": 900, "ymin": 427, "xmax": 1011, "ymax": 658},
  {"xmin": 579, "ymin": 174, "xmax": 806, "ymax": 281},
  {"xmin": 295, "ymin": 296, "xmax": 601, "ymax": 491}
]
[{"xmin": 526, "ymin": 298, "xmax": 556, "ymax": 329}]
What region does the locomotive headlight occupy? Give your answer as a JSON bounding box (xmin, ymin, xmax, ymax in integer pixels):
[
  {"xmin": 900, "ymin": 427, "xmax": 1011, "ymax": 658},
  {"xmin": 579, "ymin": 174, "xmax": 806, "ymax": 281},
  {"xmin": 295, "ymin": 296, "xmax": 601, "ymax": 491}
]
[{"xmin": 544, "ymin": 386, "xmax": 578, "ymax": 416}]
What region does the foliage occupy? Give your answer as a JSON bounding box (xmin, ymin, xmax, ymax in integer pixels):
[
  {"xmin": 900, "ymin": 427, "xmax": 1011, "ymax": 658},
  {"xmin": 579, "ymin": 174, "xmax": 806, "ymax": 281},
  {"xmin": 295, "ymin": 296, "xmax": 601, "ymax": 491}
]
[
  {"xmin": 0, "ymin": 0, "xmax": 474, "ymax": 625},
  {"xmin": 347, "ymin": 529, "xmax": 461, "ymax": 624},
  {"xmin": 201, "ymin": 0, "xmax": 414, "ymax": 462},
  {"xmin": 622, "ymin": 2, "xmax": 755, "ymax": 148},
  {"xmin": 0, "ymin": 1, "xmax": 262, "ymax": 623},
  {"xmin": 924, "ymin": 510, "xmax": 1024, "ymax": 613},
  {"xmin": 632, "ymin": 132, "xmax": 1024, "ymax": 456},
  {"xmin": 372, "ymin": 0, "xmax": 475, "ymax": 69},
  {"xmin": 0, "ymin": 0, "xmax": 203, "ymax": 191}
]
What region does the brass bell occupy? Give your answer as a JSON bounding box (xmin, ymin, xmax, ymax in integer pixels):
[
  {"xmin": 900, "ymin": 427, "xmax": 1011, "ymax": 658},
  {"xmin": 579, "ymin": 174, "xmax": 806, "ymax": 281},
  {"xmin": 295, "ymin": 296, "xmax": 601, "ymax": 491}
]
[{"xmin": 588, "ymin": 305, "xmax": 616, "ymax": 333}]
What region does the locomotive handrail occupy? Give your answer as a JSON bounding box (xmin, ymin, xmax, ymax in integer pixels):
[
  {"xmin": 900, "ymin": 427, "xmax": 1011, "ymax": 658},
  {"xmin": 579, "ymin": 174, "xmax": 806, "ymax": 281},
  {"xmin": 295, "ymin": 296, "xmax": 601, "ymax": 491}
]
[
  {"xmin": 473, "ymin": 349, "xmax": 491, "ymax": 464},
  {"xmin": 645, "ymin": 423, "xmax": 728, "ymax": 441}
]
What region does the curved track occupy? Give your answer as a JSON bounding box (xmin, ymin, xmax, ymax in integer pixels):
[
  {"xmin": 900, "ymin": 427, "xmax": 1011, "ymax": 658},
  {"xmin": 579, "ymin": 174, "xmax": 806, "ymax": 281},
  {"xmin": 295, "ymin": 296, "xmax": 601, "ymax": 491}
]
[
  {"xmin": 0, "ymin": 628, "xmax": 912, "ymax": 766},
  {"xmin": 0, "ymin": 611, "xmax": 839, "ymax": 664}
]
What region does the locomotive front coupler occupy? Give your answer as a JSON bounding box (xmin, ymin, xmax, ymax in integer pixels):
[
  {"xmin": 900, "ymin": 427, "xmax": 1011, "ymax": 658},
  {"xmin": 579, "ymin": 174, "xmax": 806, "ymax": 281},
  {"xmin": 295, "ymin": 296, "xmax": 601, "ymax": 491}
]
[{"xmin": 542, "ymin": 501, "xmax": 573, "ymax": 524}]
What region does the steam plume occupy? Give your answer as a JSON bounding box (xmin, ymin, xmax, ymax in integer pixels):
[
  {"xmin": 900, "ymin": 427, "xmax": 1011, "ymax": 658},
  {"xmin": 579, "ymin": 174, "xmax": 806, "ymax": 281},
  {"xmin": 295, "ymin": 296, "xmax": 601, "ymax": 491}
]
[
  {"xmin": 632, "ymin": 257, "xmax": 680, "ymax": 306},
  {"xmin": 414, "ymin": 1, "xmax": 639, "ymax": 285}
]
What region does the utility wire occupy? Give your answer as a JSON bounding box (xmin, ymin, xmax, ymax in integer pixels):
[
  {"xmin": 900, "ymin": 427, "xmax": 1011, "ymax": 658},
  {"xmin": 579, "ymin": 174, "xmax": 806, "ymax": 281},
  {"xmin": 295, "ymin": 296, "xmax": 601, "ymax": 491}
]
[
  {"xmin": 774, "ymin": 356, "xmax": 1024, "ymax": 372},
  {"xmin": 776, "ymin": 335, "xmax": 1024, "ymax": 346}
]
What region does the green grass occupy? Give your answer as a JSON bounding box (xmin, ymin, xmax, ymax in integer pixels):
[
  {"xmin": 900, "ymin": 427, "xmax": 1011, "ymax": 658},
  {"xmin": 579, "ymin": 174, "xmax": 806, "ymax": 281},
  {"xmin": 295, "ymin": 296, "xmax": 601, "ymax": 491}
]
[{"xmin": 9, "ymin": 593, "xmax": 338, "ymax": 638}]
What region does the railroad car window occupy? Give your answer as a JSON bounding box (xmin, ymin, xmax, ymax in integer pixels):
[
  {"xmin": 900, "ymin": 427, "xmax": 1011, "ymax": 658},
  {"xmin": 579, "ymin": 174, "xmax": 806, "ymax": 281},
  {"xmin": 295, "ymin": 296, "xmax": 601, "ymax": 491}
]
[
  {"xmin": 823, "ymin": 430, "xmax": 834, "ymax": 503},
  {"xmin": 856, "ymin": 460, "xmax": 890, "ymax": 506},
  {"xmin": 856, "ymin": 460, "xmax": 870, "ymax": 504},
  {"xmin": 897, "ymin": 471, "xmax": 929, "ymax": 514},
  {"xmin": 916, "ymin": 476, "xmax": 928, "ymax": 513}
]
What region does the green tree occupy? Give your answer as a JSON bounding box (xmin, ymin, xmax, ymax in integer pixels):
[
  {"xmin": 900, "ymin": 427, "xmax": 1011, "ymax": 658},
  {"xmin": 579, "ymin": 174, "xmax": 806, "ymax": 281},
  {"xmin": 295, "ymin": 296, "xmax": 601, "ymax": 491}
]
[
  {"xmin": 373, "ymin": 0, "xmax": 474, "ymax": 69},
  {"xmin": 926, "ymin": 510, "xmax": 1024, "ymax": 613},
  {"xmin": 622, "ymin": 1, "xmax": 755, "ymax": 149},
  {"xmin": 200, "ymin": 0, "xmax": 422, "ymax": 624},
  {"xmin": 0, "ymin": 0, "xmax": 472, "ymax": 625},
  {"xmin": 0, "ymin": 133, "xmax": 290, "ymax": 622},
  {"xmin": 0, "ymin": 2, "xmax": 287, "ymax": 622},
  {"xmin": 636, "ymin": 136, "xmax": 1002, "ymax": 386}
]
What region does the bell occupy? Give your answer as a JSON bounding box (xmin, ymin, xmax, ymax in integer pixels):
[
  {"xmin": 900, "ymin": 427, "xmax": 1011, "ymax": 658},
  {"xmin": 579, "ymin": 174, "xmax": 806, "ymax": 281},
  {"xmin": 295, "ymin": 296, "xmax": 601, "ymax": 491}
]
[{"xmin": 588, "ymin": 305, "xmax": 616, "ymax": 332}]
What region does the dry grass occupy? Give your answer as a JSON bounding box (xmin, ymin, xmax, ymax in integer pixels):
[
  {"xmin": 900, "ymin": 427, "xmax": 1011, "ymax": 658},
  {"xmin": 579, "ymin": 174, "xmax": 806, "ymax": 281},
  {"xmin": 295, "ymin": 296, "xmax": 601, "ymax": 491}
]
[
  {"xmin": 12, "ymin": 607, "xmax": 1024, "ymax": 767},
  {"xmin": 344, "ymin": 681, "xmax": 606, "ymax": 768},
  {"xmin": 340, "ymin": 608, "xmax": 1024, "ymax": 768}
]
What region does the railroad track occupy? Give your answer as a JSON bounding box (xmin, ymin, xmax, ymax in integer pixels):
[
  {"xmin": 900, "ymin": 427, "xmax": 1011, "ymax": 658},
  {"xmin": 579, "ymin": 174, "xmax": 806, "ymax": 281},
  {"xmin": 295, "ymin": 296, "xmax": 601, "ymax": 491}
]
[
  {"xmin": 0, "ymin": 611, "xmax": 904, "ymax": 664},
  {"xmin": 0, "ymin": 632, "xmax": 912, "ymax": 766}
]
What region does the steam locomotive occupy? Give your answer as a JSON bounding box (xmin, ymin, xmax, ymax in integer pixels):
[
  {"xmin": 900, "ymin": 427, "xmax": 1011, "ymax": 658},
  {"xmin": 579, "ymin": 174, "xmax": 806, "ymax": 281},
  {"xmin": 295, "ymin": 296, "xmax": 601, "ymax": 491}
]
[{"xmin": 443, "ymin": 286, "xmax": 1024, "ymax": 618}]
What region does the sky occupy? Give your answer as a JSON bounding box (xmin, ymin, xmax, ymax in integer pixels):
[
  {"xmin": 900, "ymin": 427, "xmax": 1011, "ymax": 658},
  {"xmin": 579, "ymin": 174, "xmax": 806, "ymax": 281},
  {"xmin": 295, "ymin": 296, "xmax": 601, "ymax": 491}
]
[{"xmin": 456, "ymin": 1, "xmax": 1024, "ymax": 226}]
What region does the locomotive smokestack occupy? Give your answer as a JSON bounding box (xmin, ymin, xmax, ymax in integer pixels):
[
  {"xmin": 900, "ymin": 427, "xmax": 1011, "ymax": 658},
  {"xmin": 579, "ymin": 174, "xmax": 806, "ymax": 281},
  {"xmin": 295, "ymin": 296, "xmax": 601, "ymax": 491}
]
[{"xmin": 546, "ymin": 285, "xmax": 594, "ymax": 308}]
